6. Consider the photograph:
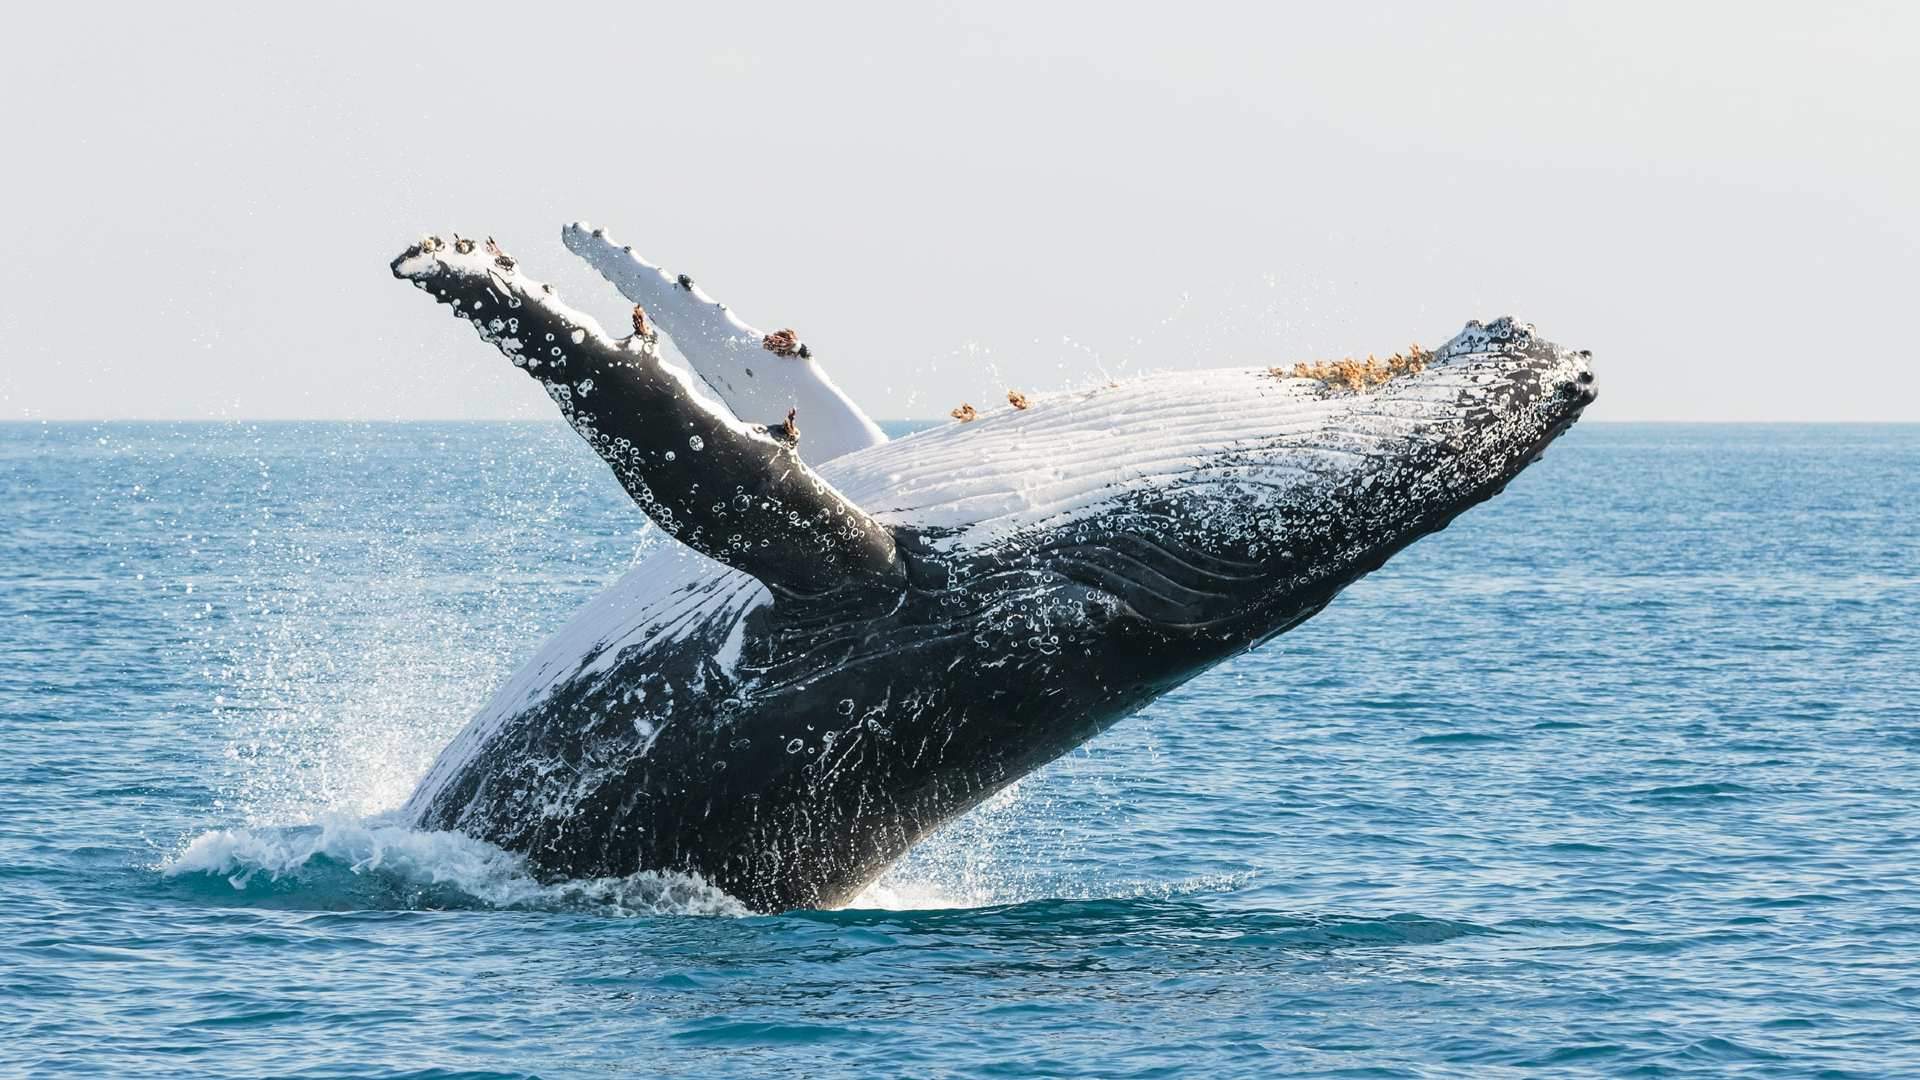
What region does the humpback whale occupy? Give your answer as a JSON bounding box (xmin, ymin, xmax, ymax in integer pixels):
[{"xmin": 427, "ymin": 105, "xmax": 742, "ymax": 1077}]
[{"xmin": 391, "ymin": 225, "xmax": 1596, "ymax": 912}]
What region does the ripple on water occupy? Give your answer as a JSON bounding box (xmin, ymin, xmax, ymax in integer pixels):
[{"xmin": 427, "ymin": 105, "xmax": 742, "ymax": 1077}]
[{"xmin": 8, "ymin": 422, "xmax": 1920, "ymax": 1077}]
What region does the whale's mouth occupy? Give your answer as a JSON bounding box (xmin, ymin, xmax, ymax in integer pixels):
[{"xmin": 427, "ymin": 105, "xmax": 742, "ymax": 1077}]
[
  {"xmin": 1536, "ymin": 366, "xmax": 1597, "ymax": 458},
  {"xmin": 807, "ymin": 317, "xmax": 1597, "ymax": 640}
]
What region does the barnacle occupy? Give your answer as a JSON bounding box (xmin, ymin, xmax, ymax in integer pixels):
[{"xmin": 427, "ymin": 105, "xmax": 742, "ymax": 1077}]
[
  {"xmin": 1269, "ymin": 344, "xmax": 1431, "ymax": 392},
  {"xmin": 763, "ymin": 329, "xmax": 801, "ymax": 357},
  {"xmin": 950, "ymin": 403, "xmax": 978, "ymax": 422},
  {"xmin": 1007, "ymin": 389, "xmax": 1030, "ymax": 410},
  {"xmin": 485, "ymin": 236, "xmax": 515, "ymax": 271}
]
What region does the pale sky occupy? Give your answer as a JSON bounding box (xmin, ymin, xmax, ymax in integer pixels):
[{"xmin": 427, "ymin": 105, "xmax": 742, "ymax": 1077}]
[{"xmin": 2, "ymin": 3, "xmax": 1914, "ymax": 421}]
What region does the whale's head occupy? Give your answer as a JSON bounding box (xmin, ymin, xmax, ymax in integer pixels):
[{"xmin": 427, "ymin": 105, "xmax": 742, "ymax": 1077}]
[{"xmin": 826, "ymin": 317, "xmax": 1594, "ymax": 664}]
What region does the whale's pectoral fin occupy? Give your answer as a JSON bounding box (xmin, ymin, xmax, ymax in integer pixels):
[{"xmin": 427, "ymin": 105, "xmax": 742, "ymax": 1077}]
[
  {"xmin": 391, "ymin": 236, "xmax": 904, "ymax": 598},
  {"xmin": 560, "ymin": 222, "xmax": 888, "ymax": 465}
]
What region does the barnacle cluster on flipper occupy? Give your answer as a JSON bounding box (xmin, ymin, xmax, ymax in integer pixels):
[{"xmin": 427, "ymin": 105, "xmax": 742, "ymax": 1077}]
[
  {"xmin": 484, "ymin": 236, "xmax": 515, "ymax": 271},
  {"xmin": 630, "ymin": 305, "xmax": 657, "ymax": 343},
  {"xmin": 762, "ymin": 328, "xmax": 801, "ymax": 357}
]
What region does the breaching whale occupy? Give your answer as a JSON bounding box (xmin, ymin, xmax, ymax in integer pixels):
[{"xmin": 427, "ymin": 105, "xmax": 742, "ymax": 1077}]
[{"xmin": 390, "ymin": 225, "xmax": 1596, "ymax": 913}]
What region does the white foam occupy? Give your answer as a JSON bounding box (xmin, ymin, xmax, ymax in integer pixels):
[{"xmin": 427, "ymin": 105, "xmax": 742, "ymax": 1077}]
[
  {"xmin": 844, "ymin": 879, "xmax": 993, "ymax": 911},
  {"xmin": 163, "ymin": 815, "xmax": 749, "ymax": 917}
]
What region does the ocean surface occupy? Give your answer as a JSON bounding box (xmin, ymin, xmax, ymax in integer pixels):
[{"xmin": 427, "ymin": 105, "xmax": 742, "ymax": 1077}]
[{"xmin": 4, "ymin": 420, "xmax": 1918, "ymax": 1078}]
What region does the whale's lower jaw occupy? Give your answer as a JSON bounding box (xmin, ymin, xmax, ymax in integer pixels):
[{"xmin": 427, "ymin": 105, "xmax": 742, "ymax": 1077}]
[{"xmin": 399, "ymin": 305, "xmax": 1595, "ymax": 912}]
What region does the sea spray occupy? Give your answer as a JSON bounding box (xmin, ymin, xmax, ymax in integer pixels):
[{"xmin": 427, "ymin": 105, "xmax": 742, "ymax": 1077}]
[{"xmin": 163, "ymin": 815, "xmax": 748, "ymax": 917}]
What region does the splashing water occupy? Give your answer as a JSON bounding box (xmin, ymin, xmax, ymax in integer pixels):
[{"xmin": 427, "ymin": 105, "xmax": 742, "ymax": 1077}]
[
  {"xmin": 173, "ymin": 423, "xmax": 635, "ymax": 828},
  {"xmin": 162, "ymin": 421, "xmax": 1112, "ymax": 915},
  {"xmin": 161, "ymin": 816, "xmax": 747, "ymax": 916}
]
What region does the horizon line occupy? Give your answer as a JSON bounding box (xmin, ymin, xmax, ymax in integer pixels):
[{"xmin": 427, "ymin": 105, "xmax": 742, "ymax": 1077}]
[{"xmin": 4, "ymin": 417, "xmax": 1919, "ymax": 427}]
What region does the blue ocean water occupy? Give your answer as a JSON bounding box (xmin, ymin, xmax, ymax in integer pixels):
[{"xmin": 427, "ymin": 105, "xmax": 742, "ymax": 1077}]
[{"xmin": 4, "ymin": 420, "xmax": 1917, "ymax": 1077}]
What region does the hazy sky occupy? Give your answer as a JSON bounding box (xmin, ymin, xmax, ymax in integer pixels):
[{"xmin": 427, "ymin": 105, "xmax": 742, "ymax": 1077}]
[{"xmin": 2, "ymin": 3, "xmax": 1914, "ymax": 421}]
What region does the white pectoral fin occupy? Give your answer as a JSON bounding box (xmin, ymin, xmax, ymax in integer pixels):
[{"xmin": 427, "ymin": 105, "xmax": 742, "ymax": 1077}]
[{"xmin": 561, "ymin": 222, "xmax": 889, "ymax": 464}]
